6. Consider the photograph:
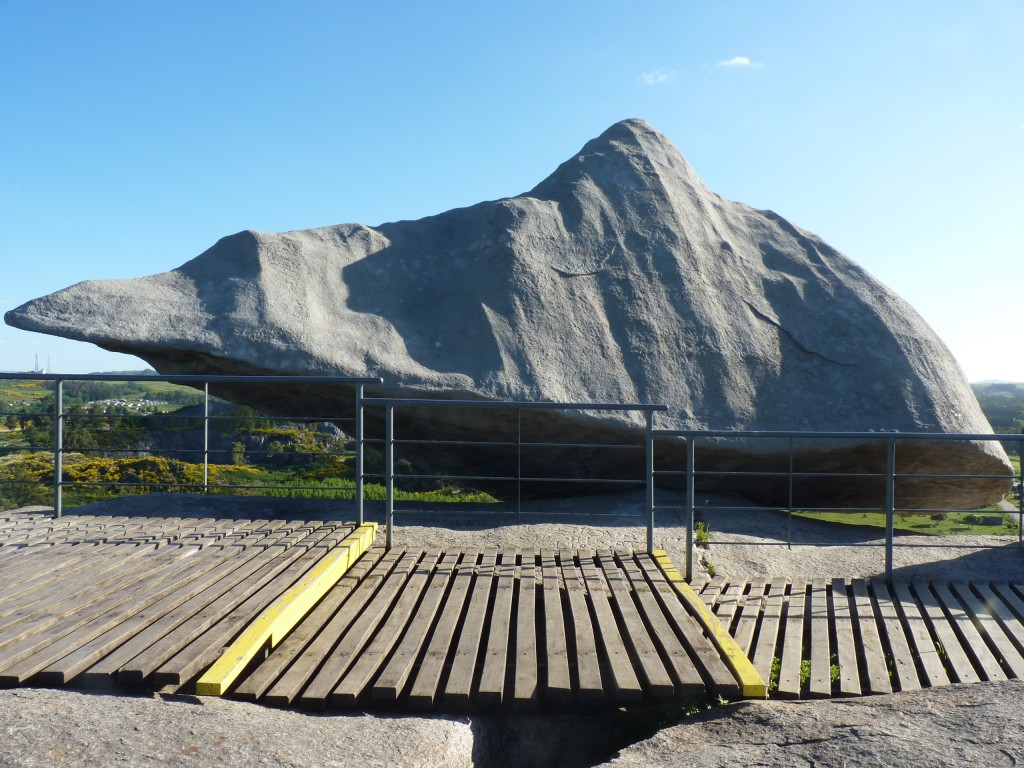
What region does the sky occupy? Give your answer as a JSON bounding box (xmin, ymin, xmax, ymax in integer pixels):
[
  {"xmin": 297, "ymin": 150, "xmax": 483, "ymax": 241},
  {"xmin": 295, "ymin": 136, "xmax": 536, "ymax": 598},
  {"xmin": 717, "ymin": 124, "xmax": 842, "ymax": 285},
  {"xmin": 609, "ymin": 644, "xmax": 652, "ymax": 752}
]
[{"xmin": 1, "ymin": 1, "xmax": 1022, "ymax": 380}]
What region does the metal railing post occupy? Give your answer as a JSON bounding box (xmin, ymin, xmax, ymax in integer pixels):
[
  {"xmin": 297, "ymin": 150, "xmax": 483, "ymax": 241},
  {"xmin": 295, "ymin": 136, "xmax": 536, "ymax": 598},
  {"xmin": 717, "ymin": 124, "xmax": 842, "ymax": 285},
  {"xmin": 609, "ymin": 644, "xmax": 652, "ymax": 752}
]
[
  {"xmin": 53, "ymin": 378, "xmax": 63, "ymax": 518},
  {"xmin": 385, "ymin": 402, "xmax": 394, "ymax": 550},
  {"xmin": 645, "ymin": 410, "xmax": 655, "ymax": 555},
  {"xmin": 1018, "ymin": 438, "xmax": 1023, "ymax": 548},
  {"xmin": 787, "ymin": 436, "xmax": 794, "ymax": 550},
  {"xmin": 516, "ymin": 408, "xmax": 522, "ymax": 520},
  {"xmin": 685, "ymin": 436, "xmax": 696, "ymax": 582},
  {"xmin": 355, "ymin": 383, "xmax": 364, "ymax": 526},
  {"xmin": 885, "ymin": 437, "xmax": 896, "ymax": 579},
  {"xmin": 203, "ymin": 382, "xmax": 210, "ymax": 493}
]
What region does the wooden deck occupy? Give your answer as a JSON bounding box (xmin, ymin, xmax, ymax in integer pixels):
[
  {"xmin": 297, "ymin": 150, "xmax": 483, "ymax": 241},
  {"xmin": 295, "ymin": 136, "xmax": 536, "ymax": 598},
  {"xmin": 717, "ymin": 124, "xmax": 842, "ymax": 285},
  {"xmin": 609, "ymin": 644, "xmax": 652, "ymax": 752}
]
[
  {"xmin": 693, "ymin": 575, "xmax": 1024, "ymax": 698},
  {"xmin": 3, "ymin": 512, "xmax": 1023, "ymax": 712}
]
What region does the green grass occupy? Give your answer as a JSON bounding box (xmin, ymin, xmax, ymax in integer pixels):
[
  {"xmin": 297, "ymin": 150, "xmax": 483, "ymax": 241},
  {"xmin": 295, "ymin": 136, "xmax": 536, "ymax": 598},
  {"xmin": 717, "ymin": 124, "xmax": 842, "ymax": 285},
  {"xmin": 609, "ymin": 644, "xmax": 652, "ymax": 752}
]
[{"xmin": 791, "ymin": 509, "xmax": 1019, "ymax": 535}]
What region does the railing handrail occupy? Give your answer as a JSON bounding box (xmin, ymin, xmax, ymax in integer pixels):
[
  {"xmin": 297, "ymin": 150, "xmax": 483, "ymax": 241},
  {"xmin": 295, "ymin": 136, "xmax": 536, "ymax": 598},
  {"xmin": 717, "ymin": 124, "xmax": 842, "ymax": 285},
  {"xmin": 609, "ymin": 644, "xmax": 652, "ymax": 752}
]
[
  {"xmin": 0, "ymin": 372, "xmax": 382, "ymax": 384},
  {"xmin": 362, "ymin": 396, "xmax": 667, "ymax": 411},
  {"xmin": 655, "ymin": 428, "xmax": 1021, "ymax": 441}
]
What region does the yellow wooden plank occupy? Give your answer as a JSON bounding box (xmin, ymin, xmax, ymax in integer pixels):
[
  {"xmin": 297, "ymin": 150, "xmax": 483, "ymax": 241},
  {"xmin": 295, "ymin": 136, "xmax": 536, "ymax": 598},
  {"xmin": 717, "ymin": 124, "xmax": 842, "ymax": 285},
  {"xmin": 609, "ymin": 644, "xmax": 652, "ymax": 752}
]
[
  {"xmin": 652, "ymin": 550, "xmax": 767, "ymax": 699},
  {"xmin": 195, "ymin": 523, "xmax": 376, "ymax": 696}
]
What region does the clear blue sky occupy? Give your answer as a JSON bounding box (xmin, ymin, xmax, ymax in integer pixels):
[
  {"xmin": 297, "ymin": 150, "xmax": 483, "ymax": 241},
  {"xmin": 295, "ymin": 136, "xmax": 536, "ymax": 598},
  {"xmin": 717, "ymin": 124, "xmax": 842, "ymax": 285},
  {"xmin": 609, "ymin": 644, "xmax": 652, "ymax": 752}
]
[{"xmin": 1, "ymin": 1, "xmax": 1021, "ymax": 380}]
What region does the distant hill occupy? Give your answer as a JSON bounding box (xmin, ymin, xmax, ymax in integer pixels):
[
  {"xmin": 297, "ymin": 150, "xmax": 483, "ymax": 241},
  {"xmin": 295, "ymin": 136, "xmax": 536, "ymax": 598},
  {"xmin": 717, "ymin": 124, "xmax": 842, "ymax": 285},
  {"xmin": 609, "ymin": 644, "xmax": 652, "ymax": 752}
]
[{"xmin": 972, "ymin": 382, "xmax": 1024, "ymax": 433}]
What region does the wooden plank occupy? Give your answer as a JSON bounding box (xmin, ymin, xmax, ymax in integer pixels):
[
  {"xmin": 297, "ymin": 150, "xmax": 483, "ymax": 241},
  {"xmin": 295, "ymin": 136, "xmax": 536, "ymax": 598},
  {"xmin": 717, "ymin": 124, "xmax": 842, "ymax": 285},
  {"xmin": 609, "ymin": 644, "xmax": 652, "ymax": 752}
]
[
  {"xmin": 80, "ymin": 524, "xmax": 301, "ymax": 683},
  {"xmin": 579, "ymin": 553, "xmax": 643, "ymax": 701},
  {"xmin": 700, "ymin": 575, "xmax": 727, "ymax": 607},
  {"xmin": 117, "ymin": 525, "xmax": 338, "ymax": 685},
  {"xmin": 370, "ymin": 551, "xmax": 460, "ymax": 702},
  {"xmin": 647, "ymin": 557, "xmax": 753, "ymax": 700},
  {"xmin": 297, "ymin": 549, "xmax": 421, "ymax": 709},
  {"xmin": 560, "ymin": 552, "xmax": 603, "ymax": 701},
  {"xmin": 539, "ymin": 548, "xmax": 571, "ymax": 700},
  {"xmin": 886, "ymin": 580, "xmax": 948, "ymax": 688},
  {"xmin": 952, "ymin": 582, "xmax": 1024, "ymax": 679},
  {"xmin": 849, "ymin": 579, "xmax": 892, "ymax": 695},
  {"xmin": 235, "ymin": 548, "xmax": 386, "ymax": 702},
  {"xmin": 263, "ymin": 548, "xmax": 405, "ymax": 707},
  {"xmin": 617, "ymin": 552, "xmax": 704, "ymax": 698},
  {"xmin": 776, "ymin": 580, "xmax": 806, "ymax": 699},
  {"xmin": 807, "ymin": 579, "xmax": 832, "ymax": 698},
  {"xmin": 925, "ymin": 580, "xmax": 1005, "ymax": 682},
  {"xmin": 752, "ymin": 578, "xmax": 788, "ymax": 685},
  {"xmin": 197, "ymin": 522, "xmax": 374, "ymax": 695},
  {"xmin": 830, "ymin": 578, "xmax": 861, "ymax": 696},
  {"xmin": 30, "ymin": 527, "xmax": 300, "ymax": 686},
  {"xmin": 986, "ymin": 582, "xmax": 1024, "ymax": 657},
  {"xmin": 597, "ymin": 550, "xmax": 674, "ymax": 698},
  {"xmin": 732, "ymin": 578, "xmax": 767, "ymax": 657},
  {"xmin": 907, "ymin": 580, "xmax": 980, "ymax": 684},
  {"xmin": 407, "ymin": 550, "xmax": 479, "ymax": 709},
  {"xmin": 867, "ymin": 580, "xmax": 918, "ymax": 692},
  {"xmin": 476, "ymin": 549, "xmax": 520, "ymax": 705},
  {"xmin": 331, "ymin": 550, "xmax": 443, "ymax": 706},
  {"xmin": 712, "ymin": 581, "xmax": 744, "ymax": 635},
  {"xmin": 512, "ymin": 552, "xmax": 539, "ymax": 709},
  {"xmin": 443, "ymin": 548, "xmax": 499, "ymax": 707},
  {"xmin": 0, "ymin": 543, "xmax": 205, "ymax": 676}
]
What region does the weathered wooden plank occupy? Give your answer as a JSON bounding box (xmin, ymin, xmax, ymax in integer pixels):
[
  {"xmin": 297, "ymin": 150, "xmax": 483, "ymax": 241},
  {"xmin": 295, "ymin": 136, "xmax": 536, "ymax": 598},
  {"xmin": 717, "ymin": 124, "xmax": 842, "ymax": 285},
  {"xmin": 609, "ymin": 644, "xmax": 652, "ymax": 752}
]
[
  {"xmin": 554, "ymin": 552, "xmax": 601, "ymax": 701},
  {"xmin": 908, "ymin": 580, "xmax": 979, "ymax": 685},
  {"xmin": 476, "ymin": 549, "xmax": 519, "ymax": 705},
  {"xmin": 539, "ymin": 548, "xmax": 571, "ymax": 700},
  {"xmin": 236, "ymin": 548, "xmax": 386, "ymax": 702},
  {"xmin": 597, "ymin": 550, "xmax": 674, "ymax": 698},
  {"xmin": 31, "ymin": 527, "xmax": 300, "ymax": 686},
  {"xmin": 752, "ymin": 578, "xmax": 788, "ymax": 685},
  {"xmin": 946, "ymin": 582, "xmax": 1019, "ymax": 679},
  {"xmin": 579, "ymin": 554, "xmax": 643, "ymax": 701},
  {"xmin": 116, "ymin": 526, "xmax": 337, "ymax": 685},
  {"xmin": 885, "ymin": 580, "xmax": 946, "ymax": 688},
  {"xmin": 152, "ymin": 525, "xmax": 355, "ymax": 688},
  {"xmin": 927, "ymin": 580, "xmax": 1006, "ymax": 682},
  {"xmin": 297, "ymin": 549, "xmax": 421, "ymax": 709},
  {"xmin": 263, "ymin": 548, "xmax": 405, "ymax": 707},
  {"xmin": 512, "ymin": 552, "xmax": 538, "ymax": 709},
  {"xmin": 700, "ymin": 575, "xmax": 727, "ymax": 607},
  {"xmin": 776, "ymin": 580, "xmax": 806, "ymax": 699},
  {"xmin": 81, "ymin": 524, "xmax": 301, "ymax": 683},
  {"xmin": 849, "ymin": 579, "xmax": 892, "ymax": 695},
  {"xmin": 984, "ymin": 582, "xmax": 1024, "ymax": 658},
  {"xmin": 617, "ymin": 552, "xmax": 704, "ymax": 698},
  {"xmin": 331, "ymin": 550, "xmax": 443, "ymax": 706},
  {"xmin": 712, "ymin": 581, "xmax": 744, "ymax": 632},
  {"xmin": 370, "ymin": 551, "xmax": 460, "ymax": 702},
  {"xmin": 807, "ymin": 579, "xmax": 832, "ymax": 698},
  {"xmin": 830, "ymin": 578, "xmax": 861, "ymax": 697},
  {"xmin": 407, "ymin": 550, "xmax": 479, "ymax": 709},
  {"xmin": 732, "ymin": 578, "xmax": 767, "ymax": 657},
  {"xmin": 442, "ymin": 548, "xmax": 499, "ymax": 707}
]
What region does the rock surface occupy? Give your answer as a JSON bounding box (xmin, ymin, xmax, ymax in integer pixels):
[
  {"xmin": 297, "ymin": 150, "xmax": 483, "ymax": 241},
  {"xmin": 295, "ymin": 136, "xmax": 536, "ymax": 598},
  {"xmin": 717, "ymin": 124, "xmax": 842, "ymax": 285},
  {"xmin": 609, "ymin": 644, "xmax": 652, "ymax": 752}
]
[
  {"xmin": 600, "ymin": 681, "xmax": 1024, "ymax": 768},
  {"xmin": 5, "ymin": 119, "xmax": 1010, "ymax": 508}
]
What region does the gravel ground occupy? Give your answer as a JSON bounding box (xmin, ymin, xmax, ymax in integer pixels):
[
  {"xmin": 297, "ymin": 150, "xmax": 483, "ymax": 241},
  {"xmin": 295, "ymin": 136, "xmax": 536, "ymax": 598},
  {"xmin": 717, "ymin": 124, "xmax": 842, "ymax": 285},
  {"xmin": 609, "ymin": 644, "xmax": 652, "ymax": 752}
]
[{"xmin": 3, "ymin": 494, "xmax": 1022, "ymax": 767}]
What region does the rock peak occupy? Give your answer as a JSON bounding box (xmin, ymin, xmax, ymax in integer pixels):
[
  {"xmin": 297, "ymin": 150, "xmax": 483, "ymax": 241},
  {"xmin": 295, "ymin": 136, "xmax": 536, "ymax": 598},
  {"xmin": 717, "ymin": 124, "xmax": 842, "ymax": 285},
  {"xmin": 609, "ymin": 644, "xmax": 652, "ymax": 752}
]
[{"xmin": 4, "ymin": 120, "xmax": 1010, "ymax": 508}]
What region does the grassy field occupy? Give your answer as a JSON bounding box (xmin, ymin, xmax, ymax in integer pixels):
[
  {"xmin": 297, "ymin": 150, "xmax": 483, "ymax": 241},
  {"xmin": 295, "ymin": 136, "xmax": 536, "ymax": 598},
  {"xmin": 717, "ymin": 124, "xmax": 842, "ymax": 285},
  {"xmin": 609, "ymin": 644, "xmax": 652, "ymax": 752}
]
[{"xmin": 791, "ymin": 509, "xmax": 1019, "ymax": 536}]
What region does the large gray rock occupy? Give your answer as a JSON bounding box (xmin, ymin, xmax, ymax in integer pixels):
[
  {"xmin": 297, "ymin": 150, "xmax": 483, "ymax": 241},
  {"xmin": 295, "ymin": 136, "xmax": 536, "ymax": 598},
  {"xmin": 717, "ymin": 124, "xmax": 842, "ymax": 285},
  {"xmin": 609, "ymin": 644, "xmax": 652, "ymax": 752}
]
[{"xmin": 5, "ymin": 119, "xmax": 1010, "ymax": 508}]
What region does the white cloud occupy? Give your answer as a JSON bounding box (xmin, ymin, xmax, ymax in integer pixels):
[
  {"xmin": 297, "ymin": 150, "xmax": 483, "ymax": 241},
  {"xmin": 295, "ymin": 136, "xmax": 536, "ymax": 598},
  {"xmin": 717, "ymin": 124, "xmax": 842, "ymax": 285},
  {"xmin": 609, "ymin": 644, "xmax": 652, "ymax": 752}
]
[
  {"xmin": 640, "ymin": 68, "xmax": 678, "ymax": 85},
  {"xmin": 717, "ymin": 55, "xmax": 762, "ymax": 69}
]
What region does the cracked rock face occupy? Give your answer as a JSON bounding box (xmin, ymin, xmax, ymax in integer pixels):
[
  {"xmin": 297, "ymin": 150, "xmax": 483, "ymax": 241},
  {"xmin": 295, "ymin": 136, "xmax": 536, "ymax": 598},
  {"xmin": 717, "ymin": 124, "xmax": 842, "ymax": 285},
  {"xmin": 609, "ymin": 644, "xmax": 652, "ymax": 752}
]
[{"xmin": 5, "ymin": 118, "xmax": 1010, "ymax": 508}]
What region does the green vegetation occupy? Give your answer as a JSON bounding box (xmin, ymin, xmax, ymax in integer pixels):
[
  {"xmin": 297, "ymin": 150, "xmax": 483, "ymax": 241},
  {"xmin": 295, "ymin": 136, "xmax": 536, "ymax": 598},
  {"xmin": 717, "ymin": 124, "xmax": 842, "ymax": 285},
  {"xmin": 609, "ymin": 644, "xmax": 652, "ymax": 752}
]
[
  {"xmin": 791, "ymin": 509, "xmax": 1018, "ymax": 535},
  {"xmin": 0, "ymin": 375, "xmax": 496, "ymax": 512},
  {"xmin": 972, "ymin": 381, "xmax": 1024, "ymax": 433}
]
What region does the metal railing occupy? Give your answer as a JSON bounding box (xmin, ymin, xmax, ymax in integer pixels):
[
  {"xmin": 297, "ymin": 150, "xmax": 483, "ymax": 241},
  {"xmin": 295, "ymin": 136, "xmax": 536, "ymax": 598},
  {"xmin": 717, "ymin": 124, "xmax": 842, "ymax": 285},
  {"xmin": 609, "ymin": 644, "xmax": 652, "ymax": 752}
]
[
  {"xmin": 653, "ymin": 429, "xmax": 1023, "ymax": 580},
  {"xmin": 361, "ymin": 397, "xmax": 668, "ymax": 551},
  {"xmin": 0, "ymin": 373, "xmax": 381, "ymax": 523},
  {"xmin": 2, "ymin": 374, "xmax": 1020, "ymax": 582}
]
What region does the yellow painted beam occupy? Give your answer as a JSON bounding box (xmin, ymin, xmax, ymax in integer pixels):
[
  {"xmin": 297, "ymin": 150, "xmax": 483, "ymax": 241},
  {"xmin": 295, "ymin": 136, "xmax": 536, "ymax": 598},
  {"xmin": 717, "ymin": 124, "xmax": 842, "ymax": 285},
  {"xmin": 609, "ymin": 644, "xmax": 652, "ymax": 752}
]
[
  {"xmin": 652, "ymin": 549, "xmax": 768, "ymax": 699},
  {"xmin": 195, "ymin": 522, "xmax": 377, "ymax": 696}
]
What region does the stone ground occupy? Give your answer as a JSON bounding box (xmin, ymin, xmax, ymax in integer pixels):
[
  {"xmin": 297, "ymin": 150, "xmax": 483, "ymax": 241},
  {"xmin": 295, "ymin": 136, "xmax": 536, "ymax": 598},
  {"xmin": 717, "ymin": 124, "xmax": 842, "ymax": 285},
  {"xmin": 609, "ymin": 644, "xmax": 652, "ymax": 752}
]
[{"xmin": 2, "ymin": 494, "xmax": 1022, "ymax": 767}]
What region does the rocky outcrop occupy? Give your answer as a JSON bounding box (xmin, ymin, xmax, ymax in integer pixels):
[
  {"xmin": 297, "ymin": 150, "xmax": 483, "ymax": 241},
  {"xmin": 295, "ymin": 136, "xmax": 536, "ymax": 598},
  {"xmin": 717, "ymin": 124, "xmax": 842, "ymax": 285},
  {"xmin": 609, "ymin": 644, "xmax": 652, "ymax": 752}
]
[{"xmin": 5, "ymin": 119, "xmax": 1011, "ymax": 508}]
